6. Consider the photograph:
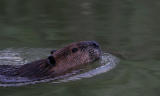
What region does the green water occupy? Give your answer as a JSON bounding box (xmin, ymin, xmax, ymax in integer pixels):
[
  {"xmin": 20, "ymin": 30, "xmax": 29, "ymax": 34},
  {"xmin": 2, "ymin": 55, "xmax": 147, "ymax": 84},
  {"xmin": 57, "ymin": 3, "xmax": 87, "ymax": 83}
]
[{"xmin": 0, "ymin": 0, "xmax": 160, "ymax": 96}]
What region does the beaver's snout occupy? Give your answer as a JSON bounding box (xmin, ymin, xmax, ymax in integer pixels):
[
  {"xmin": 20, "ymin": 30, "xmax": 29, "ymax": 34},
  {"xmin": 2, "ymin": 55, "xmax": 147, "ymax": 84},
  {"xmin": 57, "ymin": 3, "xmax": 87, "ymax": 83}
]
[
  {"xmin": 78, "ymin": 41, "xmax": 100, "ymax": 50},
  {"xmin": 88, "ymin": 41, "xmax": 100, "ymax": 49},
  {"xmin": 80, "ymin": 41, "xmax": 101, "ymax": 61}
]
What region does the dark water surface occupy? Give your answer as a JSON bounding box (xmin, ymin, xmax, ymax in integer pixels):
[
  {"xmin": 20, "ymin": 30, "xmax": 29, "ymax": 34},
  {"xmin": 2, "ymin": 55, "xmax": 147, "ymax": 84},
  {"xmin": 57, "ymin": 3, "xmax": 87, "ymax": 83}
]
[{"xmin": 0, "ymin": 0, "xmax": 160, "ymax": 96}]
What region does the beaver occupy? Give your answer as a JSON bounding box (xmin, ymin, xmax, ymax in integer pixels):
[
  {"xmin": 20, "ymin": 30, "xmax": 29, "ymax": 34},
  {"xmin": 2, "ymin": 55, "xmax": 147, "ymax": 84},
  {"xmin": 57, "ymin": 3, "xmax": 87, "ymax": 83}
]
[{"xmin": 0, "ymin": 41, "xmax": 101, "ymax": 80}]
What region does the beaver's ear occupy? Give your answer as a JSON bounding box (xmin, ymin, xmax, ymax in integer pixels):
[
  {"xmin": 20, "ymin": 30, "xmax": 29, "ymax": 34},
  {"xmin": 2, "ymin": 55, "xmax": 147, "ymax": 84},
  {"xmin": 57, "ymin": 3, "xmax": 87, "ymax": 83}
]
[{"xmin": 48, "ymin": 56, "xmax": 56, "ymax": 66}]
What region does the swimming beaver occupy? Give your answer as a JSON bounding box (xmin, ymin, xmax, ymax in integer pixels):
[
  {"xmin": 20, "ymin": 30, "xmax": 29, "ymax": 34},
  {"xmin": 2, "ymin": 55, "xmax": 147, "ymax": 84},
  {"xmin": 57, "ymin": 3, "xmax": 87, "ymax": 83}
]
[{"xmin": 0, "ymin": 41, "xmax": 101, "ymax": 80}]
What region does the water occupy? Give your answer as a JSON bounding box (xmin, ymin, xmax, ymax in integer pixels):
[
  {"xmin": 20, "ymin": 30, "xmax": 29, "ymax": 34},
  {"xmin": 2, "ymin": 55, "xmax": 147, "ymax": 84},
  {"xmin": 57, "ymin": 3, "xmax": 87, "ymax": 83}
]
[{"xmin": 0, "ymin": 0, "xmax": 160, "ymax": 96}]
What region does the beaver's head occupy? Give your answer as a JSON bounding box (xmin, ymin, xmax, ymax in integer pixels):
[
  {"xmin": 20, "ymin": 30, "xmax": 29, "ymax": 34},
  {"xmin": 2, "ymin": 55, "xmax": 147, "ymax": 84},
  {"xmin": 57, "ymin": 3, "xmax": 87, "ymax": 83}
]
[{"xmin": 48, "ymin": 41, "xmax": 101, "ymax": 73}]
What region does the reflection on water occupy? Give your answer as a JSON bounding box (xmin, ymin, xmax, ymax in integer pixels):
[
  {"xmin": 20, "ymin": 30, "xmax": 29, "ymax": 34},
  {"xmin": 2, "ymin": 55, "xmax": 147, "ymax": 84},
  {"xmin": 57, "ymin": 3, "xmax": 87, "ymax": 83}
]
[
  {"xmin": 0, "ymin": 48, "xmax": 119, "ymax": 87},
  {"xmin": 0, "ymin": 48, "xmax": 26, "ymax": 65},
  {"xmin": 0, "ymin": 0, "xmax": 160, "ymax": 96}
]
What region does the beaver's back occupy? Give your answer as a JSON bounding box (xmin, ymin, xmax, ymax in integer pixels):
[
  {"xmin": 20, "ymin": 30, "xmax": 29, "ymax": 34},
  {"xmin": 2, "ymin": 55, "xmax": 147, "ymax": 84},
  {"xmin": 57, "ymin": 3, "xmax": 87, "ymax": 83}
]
[{"xmin": 0, "ymin": 65, "xmax": 20, "ymax": 76}]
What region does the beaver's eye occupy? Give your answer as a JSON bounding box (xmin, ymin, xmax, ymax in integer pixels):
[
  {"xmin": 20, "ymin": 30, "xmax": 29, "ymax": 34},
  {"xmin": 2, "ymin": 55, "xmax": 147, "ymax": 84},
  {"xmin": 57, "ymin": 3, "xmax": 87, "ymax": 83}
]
[{"xmin": 72, "ymin": 48, "xmax": 78, "ymax": 53}]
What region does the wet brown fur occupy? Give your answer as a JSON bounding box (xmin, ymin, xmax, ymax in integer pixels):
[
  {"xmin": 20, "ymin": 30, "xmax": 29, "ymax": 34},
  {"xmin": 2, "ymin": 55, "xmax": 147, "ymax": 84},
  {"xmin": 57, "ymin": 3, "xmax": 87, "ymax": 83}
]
[{"xmin": 0, "ymin": 41, "xmax": 101, "ymax": 79}]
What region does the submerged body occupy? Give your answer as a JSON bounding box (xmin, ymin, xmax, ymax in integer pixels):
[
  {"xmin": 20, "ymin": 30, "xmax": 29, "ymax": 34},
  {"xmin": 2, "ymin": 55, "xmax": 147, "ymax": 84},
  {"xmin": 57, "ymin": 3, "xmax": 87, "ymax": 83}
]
[{"xmin": 0, "ymin": 41, "xmax": 101, "ymax": 80}]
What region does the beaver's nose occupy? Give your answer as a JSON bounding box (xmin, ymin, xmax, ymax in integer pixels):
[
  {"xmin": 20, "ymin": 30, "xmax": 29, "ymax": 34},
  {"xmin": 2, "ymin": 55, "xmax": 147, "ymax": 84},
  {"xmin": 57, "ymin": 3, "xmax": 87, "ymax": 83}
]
[{"xmin": 89, "ymin": 41, "xmax": 99, "ymax": 48}]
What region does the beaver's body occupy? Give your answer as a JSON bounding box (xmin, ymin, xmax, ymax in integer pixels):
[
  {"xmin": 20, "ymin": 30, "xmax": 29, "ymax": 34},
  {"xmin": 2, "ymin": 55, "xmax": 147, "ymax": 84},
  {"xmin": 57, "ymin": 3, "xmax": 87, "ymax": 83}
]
[{"xmin": 0, "ymin": 41, "xmax": 101, "ymax": 80}]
